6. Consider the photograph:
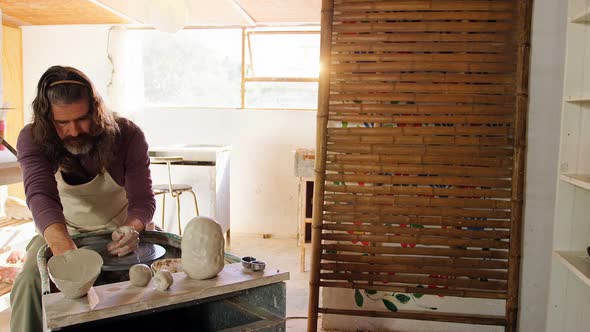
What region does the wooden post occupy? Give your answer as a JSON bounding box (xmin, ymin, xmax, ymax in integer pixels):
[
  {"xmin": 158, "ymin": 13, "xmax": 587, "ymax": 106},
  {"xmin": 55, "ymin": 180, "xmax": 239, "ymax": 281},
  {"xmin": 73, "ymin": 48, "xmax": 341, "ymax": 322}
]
[
  {"xmin": 506, "ymin": 0, "xmax": 533, "ymax": 331},
  {"xmin": 240, "ymin": 27, "xmax": 246, "ymax": 109},
  {"xmin": 307, "ymin": 0, "xmax": 334, "ymax": 330}
]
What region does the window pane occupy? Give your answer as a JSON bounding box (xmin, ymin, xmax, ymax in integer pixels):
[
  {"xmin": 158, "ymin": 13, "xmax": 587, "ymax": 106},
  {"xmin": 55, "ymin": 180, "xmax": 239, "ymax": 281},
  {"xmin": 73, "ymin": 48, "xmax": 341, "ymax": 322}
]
[
  {"xmin": 245, "ymin": 82, "xmax": 318, "ymax": 109},
  {"xmin": 135, "ymin": 29, "xmax": 242, "ymax": 107},
  {"xmin": 248, "ymin": 33, "xmax": 320, "ymax": 78}
]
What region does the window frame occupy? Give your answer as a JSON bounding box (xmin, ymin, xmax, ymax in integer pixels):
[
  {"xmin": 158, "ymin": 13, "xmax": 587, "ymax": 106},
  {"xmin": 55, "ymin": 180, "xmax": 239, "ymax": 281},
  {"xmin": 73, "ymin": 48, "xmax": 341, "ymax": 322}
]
[{"xmin": 241, "ymin": 29, "xmax": 320, "ymax": 110}]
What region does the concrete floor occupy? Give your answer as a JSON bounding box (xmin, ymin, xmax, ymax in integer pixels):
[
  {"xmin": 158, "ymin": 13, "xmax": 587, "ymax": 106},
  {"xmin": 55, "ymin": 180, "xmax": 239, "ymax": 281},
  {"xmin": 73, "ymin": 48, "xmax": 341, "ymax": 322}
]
[
  {"xmin": 0, "ymin": 229, "xmax": 320, "ymax": 331},
  {"xmin": 229, "ymin": 234, "xmax": 316, "ymax": 331}
]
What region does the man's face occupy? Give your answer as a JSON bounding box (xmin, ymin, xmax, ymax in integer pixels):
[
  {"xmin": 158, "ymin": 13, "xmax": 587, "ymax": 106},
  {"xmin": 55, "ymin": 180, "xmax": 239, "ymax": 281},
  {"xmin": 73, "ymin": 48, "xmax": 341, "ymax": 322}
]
[{"xmin": 51, "ymin": 99, "xmax": 94, "ymax": 155}]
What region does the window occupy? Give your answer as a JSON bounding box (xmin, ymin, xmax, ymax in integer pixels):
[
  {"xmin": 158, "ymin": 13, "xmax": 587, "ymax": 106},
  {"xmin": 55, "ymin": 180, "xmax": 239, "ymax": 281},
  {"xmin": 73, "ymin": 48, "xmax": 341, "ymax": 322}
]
[
  {"xmin": 110, "ymin": 27, "xmax": 320, "ymax": 110},
  {"xmin": 244, "ymin": 29, "xmax": 320, "ymax": 109}
]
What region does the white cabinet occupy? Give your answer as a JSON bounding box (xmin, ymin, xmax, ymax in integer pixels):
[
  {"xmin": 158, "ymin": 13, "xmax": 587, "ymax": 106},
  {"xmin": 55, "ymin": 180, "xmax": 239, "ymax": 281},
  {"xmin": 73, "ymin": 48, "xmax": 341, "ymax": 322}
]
[
  {"xmin": 149, "ymin": 145, "xmax": 230, "ymax": 237},
  {"xmin": 547, "ymin": 1, "xmax": 590, "ymax": 330}
]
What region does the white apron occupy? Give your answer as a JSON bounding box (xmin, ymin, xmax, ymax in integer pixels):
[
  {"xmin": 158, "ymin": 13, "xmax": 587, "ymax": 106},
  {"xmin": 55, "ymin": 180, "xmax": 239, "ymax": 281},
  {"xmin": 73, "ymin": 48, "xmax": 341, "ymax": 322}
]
[{"xmin": 56, "ymin": 169, "xmax": 128, "ymax": 234}]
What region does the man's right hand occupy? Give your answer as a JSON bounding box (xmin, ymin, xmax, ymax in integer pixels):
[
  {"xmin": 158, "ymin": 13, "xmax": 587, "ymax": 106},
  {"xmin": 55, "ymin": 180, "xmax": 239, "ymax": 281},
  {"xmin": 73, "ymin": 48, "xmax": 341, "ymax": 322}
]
[{"xmin": 43, "ymin": 223, "xmax": 77, "ymax": 256}]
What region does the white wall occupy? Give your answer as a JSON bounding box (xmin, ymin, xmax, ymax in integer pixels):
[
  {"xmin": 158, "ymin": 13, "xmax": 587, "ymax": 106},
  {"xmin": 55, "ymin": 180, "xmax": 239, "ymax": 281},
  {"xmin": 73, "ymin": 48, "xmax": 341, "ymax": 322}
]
[
  {"xmin": 523, "ymin": 0, "xmax": 567, "ymax": 331},
  {"xmin": 22, "ymin": 25, "xmax": 316, "ymax": 238}
]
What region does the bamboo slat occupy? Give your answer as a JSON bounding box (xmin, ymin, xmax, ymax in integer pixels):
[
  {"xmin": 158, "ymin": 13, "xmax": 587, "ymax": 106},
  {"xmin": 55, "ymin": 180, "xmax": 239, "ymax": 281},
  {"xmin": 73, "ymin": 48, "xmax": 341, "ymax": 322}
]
[
  {"xmin": 327, "ymin": 126, "xmax": 512, "ymax": 136},
  {"xmin": 333, "ymin": 22, "xmax": 514, "ymax": 34},
  {"xmin": 333, "ymin": 32, "xmax": 512, "ymax": 43},
  {"xmin": 324, "ymin": 173, "xmax": 512, "ymax": 188},
  {"xmin": 323, "ymin": 195, "xmax": 511, "ymax": 211},
  {"xmin": 326, "ymin": 154, "xmax": 514, "ymax": 168},
  {"xmin": 319, "ymin": 281, "xmax": 508, "ymax": 299},
  {"xmin": 334, "ymin": 11, "xmax": 514, "ymax": 22},
  {"xmin": 326, "ymin": 105, "xmax": 513, "ymax": 116},
  {"xmin": 327, "ymin": 135, "xmax": 512, "ymax": 147},
  {"xmin": 328, "ymin": 114, "xmax": 514, "ymax": 125},
  {"xmin": 333, "ymin": 0, "xmax": 513, "ymax": 12},
  {"xmin": 327, "ymin": 145, "xmax": 514, "ymax": 158},
  {"xmin": 331, "ymin": 53, "xmax": 516, "ymax": 64},
  {"xmin": 318, "ymin": 307, "xmax": 507, "ymax": 325},
  {"xmin": 325, "ymin": 191, "xmax": 511, "ymax": 206},
  {"xmin": 331, "ymin": 73, "xmax": 515, "ymax": 85},
  {"xmin": 328, "ymin": 93, "xmax": 515, "ymax": 105},
  {"xmin": 322, "ymin": 214, "xmax": 511, "ymax": 229},
  {"xmin": 321, "ymin": 253, "xmax": 508, "ymax": 269},
  {"xmin": 322, "ymin": 222, "xmax": 510, "ymax": 239},
  {"xmin": 331, "ymin": 42, "xmax": 511, "ymax": 53},
  {"xmin": 310, "ymin": 0, "xmax": 530, "ymax": 329},
  {"xmin": 319, "ymin": 272, "xmax": 506, "ymax": 291},
  {"xmin": 323, "ymin": 205, "xmax": 511, "ymax": 220},
  {"xmin": 322, "ymin": 243, "xmax": 509, "ymax": 259},
  {"xmin": 323, "ymin": 185, "xmax": 512, "ymax": 200},
  {"xmin": 325, "ymin": 163, "xmax": 513, "ymax": 177},
  {"xmin": 318, "ymin": 265, "xmax": 508, "ymax": 283},
  {"xmin": 321, "ymin": 233, "xmax": 510, "ymax": 250},
  {"xmin": 330, "ymin": 82, "xmax": 515, "ymax": 94}
]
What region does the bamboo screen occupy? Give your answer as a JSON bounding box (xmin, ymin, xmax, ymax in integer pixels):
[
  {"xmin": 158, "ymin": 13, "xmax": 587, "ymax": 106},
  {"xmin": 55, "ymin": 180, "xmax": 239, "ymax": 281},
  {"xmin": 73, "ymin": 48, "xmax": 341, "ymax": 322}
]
[{"xmin": 308, "ymin": 0, "xmax": 532, "ymax": 331}]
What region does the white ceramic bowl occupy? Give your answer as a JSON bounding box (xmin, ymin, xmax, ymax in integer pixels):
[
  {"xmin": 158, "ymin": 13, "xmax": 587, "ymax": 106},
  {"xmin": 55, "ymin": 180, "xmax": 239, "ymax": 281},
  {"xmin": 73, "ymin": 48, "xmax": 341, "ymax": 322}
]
[{"xmin": 47, "ymin": 248, "xmax": 103, "ymax": 299}]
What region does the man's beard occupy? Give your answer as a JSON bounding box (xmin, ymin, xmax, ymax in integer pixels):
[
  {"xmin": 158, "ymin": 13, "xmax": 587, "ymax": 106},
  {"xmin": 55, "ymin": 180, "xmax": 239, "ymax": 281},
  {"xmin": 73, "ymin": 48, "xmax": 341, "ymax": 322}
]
[{"xmin": 62, "ymin": 134, "xmax": 95, "ymax": 155}]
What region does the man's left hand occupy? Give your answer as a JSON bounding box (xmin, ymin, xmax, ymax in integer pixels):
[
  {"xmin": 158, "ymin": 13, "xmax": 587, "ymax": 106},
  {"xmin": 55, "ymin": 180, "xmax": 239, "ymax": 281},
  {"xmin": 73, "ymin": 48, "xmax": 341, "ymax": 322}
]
[{"xmin": 107, "ymin": 226, "xmax": 140, "ymax": 256}]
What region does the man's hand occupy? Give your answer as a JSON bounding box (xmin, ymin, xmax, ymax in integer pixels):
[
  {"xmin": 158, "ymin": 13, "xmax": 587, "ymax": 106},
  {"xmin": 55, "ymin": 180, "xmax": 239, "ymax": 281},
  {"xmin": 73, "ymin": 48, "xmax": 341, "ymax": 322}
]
[
  {"xmin": 43, "ymin": 223, "xmax": 77, "ymax": 256},
  {"xmin": 107, "ymin": 226, "xmax": 140, "ymax": 257}
]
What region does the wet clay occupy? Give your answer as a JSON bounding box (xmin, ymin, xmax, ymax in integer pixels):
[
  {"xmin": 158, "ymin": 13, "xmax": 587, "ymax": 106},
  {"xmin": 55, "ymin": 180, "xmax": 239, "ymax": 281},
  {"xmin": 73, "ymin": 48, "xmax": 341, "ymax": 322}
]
[
  {"xmin": 129, "ymin": 264, "xmax": 152, "ymax": 287},
  {"xmin": 153, "ymin": 270, "xmax": 173, "ymax": 291},
  {"xmin": 181, "ymin": 216, "xmax": 225, "ymax": 280},
  {"xmin": 47, "ymin": 248, "xmax": 103, "ymax": 299}
]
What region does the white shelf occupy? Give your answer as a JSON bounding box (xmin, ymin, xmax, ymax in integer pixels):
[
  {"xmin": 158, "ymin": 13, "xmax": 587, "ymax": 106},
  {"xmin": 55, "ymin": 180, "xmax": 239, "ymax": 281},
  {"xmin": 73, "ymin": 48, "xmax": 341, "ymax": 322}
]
[
  {"xmin": 560, "ymin": 173, "xmax": 590, "ymax": 190},
  {"xmin": 571, "ymin": 8, "xmax": 590, "ymax": 23},
  {"xmin": 555, "ymin": 251, "xmax": 590, "ymax": 287},
  {"xmin": 565, "ymin": 96, "xmax": 590, "ymax": 103}
]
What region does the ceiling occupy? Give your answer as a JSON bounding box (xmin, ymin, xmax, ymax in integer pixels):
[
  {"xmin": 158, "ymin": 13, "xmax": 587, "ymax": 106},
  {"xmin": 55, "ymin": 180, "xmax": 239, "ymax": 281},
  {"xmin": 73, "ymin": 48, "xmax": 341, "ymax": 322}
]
[{"xmin": 0, "ymin": 0, "xmax": 320, "ymax": 28}]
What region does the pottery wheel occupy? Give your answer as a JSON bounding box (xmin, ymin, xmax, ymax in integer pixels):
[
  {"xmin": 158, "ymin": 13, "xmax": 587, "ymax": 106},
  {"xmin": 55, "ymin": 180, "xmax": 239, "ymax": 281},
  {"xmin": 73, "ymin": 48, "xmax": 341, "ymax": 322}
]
[{"xmin": 81, "ymin": 242, "xmax": 166, "ymax": 272}]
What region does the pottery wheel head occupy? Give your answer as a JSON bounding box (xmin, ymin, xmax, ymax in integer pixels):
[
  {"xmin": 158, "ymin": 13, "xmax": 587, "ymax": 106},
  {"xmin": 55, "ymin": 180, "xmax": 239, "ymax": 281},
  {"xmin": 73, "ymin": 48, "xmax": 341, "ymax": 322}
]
[{"xmin": 81, "ymin": 242, "xmax": 166, "ymax": 271}]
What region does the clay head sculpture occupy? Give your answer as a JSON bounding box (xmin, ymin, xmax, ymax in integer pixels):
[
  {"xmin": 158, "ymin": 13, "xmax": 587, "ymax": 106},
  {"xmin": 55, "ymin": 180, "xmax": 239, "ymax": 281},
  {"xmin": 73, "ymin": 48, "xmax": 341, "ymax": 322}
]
[{"xmin": 181, "ymin": 216, "xmax": 225, "ymax": 279}]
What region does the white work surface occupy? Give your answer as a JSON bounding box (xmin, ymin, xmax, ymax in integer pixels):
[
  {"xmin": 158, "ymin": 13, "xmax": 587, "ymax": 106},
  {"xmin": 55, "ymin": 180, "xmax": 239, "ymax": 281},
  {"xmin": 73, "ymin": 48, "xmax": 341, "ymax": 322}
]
[
  {"xmin": 42, "ymin": 263, "xmax": 289, "ymax": 330},
  {"xmin": 149, "ymin": 145, "xmax": 231, "ymax": 234}
]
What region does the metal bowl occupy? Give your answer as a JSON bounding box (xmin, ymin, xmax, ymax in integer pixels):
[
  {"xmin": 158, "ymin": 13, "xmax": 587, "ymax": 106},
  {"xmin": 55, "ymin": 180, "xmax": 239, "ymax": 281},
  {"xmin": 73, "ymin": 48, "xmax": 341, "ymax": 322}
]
[
  {"xmin": 241, "ymin": 256, "xmax": 257, "ymax": 269},
  {"xmin": 250, "ymin": 260, "xmax": 266, "ymax": 272}
]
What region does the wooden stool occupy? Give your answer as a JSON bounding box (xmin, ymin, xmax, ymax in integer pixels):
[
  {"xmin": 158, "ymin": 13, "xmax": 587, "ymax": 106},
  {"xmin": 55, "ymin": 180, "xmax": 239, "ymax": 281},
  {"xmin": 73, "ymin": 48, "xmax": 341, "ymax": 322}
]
[{"xmin": 150, "ymin": 156, "xmax": 199, "ymax": 235}]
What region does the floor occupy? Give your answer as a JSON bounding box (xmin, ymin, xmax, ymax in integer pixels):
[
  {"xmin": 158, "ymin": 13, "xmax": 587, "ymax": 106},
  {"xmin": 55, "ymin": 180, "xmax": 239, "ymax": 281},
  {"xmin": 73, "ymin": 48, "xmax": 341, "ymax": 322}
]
[
  {"xmin": 229, "ymin": 234, "xmax": 317, "ymax": 331},
  {"xmin": 0, "ymin": 222, "xmax": 322, "ymax": 331}
]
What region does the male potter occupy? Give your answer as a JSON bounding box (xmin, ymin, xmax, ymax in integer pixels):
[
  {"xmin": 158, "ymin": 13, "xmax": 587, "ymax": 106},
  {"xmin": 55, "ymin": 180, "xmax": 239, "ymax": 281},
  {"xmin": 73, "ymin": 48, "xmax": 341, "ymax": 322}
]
[{"xmin": 10, "ymin": 65, "xmax": 155, "ymax": 332}]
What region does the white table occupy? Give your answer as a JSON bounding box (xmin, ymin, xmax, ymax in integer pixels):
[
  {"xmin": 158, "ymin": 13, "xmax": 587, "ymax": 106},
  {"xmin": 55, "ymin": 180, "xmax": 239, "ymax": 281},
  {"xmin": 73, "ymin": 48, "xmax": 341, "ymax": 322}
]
[{"xmin": 149, "ymin": 145, "xmax": 231, "ymax": 240}]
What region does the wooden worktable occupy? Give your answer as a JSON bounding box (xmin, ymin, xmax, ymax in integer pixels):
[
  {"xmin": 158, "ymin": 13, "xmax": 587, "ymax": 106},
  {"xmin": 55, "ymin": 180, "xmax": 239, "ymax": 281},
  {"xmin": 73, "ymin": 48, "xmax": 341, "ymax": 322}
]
[{"xmin": 43, "ymin": 263, "xmax": 289, "ymax": 331}]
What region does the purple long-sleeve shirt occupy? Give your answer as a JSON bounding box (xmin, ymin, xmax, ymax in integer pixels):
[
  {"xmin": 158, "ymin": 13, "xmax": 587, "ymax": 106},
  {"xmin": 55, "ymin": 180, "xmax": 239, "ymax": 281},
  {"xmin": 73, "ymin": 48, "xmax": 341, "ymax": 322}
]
[{"xmin": 17, "ymin": 118, "xmax": 156, "ymax": 234}]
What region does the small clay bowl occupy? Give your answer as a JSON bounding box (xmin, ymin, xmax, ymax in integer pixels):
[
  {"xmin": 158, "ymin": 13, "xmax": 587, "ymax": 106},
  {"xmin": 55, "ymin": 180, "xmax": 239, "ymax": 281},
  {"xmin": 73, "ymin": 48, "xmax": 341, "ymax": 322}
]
[
  {"xmin": 250, "ymin": 260, "xmax": 266, "ymax": 272},
  {"xmin": 47, "ymin": 248, "xmax": 103, "ymax": 299},
  {"xmin": 241, "ymin": 256, "xmax": 257, "ymax": 269},
  {"xmin": 151, "ymin": 258, "xmax": 183, "ymax": 274}
]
